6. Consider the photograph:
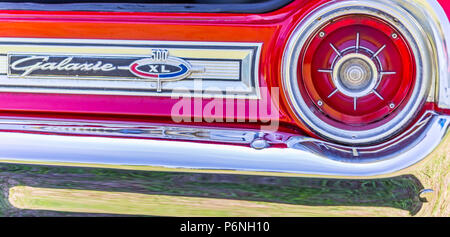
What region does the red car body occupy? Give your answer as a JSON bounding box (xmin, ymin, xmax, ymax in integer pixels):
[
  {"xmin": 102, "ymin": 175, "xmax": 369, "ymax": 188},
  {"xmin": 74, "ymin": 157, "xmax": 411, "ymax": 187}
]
[{"xmin": 0, "ymin": 0, "xmax": 448, "ymax": 178}]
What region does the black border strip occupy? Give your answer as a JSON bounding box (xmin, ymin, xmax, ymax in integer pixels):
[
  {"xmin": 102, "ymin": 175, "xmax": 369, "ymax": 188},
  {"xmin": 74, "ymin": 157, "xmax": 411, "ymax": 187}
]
[
  {"xmin": 0, "ymin": 1, "xmax": 293, "ymax": 13},
  {"xmin": 0, "ymin": 41, "xmax": 259, "ymax": 50}
]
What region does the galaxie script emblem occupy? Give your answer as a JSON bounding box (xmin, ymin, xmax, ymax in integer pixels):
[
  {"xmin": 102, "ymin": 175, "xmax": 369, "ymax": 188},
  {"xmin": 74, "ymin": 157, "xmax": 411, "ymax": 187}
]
[{"xmin": 8, "ymin": 49, "xmax": 203, "ymax": 92}]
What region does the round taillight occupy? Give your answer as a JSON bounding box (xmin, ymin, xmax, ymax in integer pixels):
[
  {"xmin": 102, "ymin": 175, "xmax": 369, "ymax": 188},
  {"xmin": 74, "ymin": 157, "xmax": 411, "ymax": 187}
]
[{"xmin": 283, "ymin": 0, "xmax": 432, "ymax": 145}]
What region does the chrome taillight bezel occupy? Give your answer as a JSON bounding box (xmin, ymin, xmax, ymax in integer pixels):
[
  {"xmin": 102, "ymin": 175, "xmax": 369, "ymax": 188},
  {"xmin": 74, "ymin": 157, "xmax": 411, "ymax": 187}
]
[
  {"xmin": 282, "ymin": 0, "xmax": 434, "ymax": 145},
  {"xmin": 429, "ymin": 0, "xmax": 450, "ymax": 109}
]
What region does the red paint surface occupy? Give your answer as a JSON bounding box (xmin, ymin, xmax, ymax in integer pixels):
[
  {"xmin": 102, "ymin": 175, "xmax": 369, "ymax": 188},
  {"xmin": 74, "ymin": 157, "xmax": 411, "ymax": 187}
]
[
  {"xmin": 438, "ymin": 0, "xmax": 450, "ymax": 16},
  {"xmin": 0, "ymin": 0, "xmax": 446, "ymax": 140}
]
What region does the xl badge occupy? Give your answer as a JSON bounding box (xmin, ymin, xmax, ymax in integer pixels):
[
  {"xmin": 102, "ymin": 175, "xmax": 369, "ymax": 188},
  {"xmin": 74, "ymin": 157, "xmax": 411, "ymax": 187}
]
[
  {"xmin": 128, "ymin": 49, "xmax": 202, "ymax": 91},
  {"xmin": 8, "ymin": 49, "xmax": 203, "ymax": 92}
]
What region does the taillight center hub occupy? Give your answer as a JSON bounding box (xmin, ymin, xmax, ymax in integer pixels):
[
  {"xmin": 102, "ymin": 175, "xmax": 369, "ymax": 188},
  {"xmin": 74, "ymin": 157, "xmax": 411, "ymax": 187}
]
[{"xmin": 333, "ymin": 53, "xmax": 378, "ymax": 98}]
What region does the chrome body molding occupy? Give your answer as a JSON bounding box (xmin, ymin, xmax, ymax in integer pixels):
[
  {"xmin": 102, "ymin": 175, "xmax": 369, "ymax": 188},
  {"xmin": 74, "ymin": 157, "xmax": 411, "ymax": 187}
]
[
  {"xmin": 419, "ymin": 0, "xmax": 450, "ymax": 108},
  {"xmin": 0, "ymin": 111, "xmax": 447, "ymax": 178},
  {"xmin": 397, "ymin": 0, "xmax": 450, "ymax": 108},
  {"xmin": 0, "ymin": 38, "xmax": 262, "ymax": 99}
]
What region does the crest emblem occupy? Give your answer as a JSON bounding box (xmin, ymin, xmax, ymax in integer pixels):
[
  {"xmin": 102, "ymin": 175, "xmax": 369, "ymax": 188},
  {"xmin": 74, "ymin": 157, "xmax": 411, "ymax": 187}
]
[{"xmin": 128, "ymin": 49, "xmax": 202, "ymax": 91}]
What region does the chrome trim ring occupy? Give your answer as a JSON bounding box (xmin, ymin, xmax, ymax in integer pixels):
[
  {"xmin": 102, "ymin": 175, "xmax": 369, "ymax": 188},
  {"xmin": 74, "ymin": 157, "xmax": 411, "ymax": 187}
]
[{"xmin": 282, "ymin": 0, "xmax": 432, "ymax": 145}]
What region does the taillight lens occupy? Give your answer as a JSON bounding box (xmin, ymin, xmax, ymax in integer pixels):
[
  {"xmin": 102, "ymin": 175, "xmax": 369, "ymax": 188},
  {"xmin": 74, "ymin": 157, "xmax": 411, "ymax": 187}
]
[{"xmin": 301, "ymin": 14, "xmax": 416, "ymax": 128}]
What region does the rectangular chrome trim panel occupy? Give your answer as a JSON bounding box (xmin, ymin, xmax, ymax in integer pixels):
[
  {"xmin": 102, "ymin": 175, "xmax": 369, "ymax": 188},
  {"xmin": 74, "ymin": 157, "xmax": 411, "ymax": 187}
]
[
  {"xmin": 0, "ymin": 38, "xmax": 262, "ymax": 99},
  {"xmin": 0, "ymin": 118, "xmax": 261, "ymax": 145}
]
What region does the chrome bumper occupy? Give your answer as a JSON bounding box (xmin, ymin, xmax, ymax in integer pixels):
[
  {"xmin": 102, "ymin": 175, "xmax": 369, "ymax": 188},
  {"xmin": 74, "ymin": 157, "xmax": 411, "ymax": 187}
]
[{"xmin": 0, "ymin": 111, "xmax": 448, "ymax": 178}]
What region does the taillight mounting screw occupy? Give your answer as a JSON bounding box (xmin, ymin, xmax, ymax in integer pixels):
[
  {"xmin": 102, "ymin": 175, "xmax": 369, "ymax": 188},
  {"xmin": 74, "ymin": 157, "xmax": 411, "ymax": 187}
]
[
  {"xmin": 391, "ymin": 33, "xmax": 398, "ymax": 39},
  {"xmin": 389, "ymin": 103, "xmax": 395, "ymax": 108},
  {"xmin": 317, "ymin": 100, "xmax": 323, "ymax": 106},
  {"xmin": 319, "ymin": 31, "xmax": 325, "ymax": 38}
]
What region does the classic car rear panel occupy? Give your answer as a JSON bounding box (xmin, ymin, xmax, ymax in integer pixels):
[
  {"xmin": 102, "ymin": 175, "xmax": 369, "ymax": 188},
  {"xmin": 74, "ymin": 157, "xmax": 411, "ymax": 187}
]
[{"xmin": 0, "ymin": 0, "xmax": 448, "ymax": 180}]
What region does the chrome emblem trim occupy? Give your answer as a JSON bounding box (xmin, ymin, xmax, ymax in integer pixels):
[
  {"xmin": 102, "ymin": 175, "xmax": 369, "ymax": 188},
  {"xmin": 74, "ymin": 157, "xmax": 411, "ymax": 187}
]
[
  {"xmin": 127, "ymin": 50, "xmax": 204, "ymax": 92},
  {"xmin": 0, "ymin": 39, "xmax": 261, "ymax": 99},
  {"xmin": 9, "ymin": 52, "xmax": 204, "ymax": 93}
]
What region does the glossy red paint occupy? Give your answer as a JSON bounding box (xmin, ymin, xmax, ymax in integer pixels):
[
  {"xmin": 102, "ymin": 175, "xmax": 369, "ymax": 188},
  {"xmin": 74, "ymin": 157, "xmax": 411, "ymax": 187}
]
[
  {"xmin": 438, "ymin": 0, "xmax": 450, "ymax": 17},
  {"xmin": 0, "ymin": 0, "xmax": 446, "ymax": 143},
  {"xmin": 0, "ymin": 0, "xmax": 327, "ymax": 134}
]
